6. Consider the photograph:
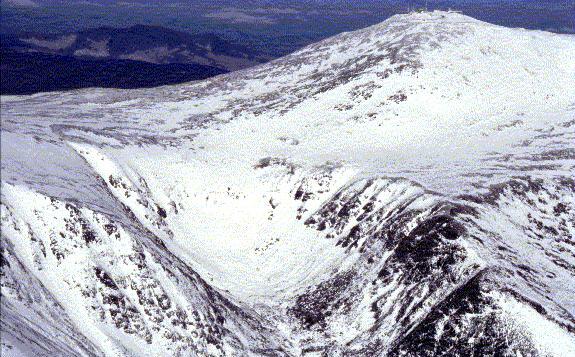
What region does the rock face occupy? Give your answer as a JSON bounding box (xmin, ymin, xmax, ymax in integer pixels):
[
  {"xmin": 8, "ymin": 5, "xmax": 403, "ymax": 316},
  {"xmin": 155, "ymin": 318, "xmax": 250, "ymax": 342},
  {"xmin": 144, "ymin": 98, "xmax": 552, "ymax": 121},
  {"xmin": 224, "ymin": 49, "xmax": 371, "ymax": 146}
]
[{"xmin": 1, "ymin": 10, "xmax": 575, "ymax": 356}]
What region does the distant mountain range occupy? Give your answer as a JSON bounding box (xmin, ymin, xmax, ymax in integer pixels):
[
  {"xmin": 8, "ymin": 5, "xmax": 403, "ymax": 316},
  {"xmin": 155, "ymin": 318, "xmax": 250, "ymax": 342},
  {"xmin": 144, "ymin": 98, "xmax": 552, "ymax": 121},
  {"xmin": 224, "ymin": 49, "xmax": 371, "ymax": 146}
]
[
  {"xmin": 14, "ymin": 25, "xmax": 268, "ymax": 71},
  {"xmin": 1, "ymin": 25, "xmax": 268, "ymax": 94}
]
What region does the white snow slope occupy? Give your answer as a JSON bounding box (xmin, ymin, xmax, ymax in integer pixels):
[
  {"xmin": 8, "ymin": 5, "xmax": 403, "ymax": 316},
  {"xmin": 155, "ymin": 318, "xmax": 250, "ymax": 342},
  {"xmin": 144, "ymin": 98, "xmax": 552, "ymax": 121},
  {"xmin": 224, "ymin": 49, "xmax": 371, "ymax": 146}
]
[{"xmin": 1, "ymin": 11, "xmax": 575, "ymax": 356}]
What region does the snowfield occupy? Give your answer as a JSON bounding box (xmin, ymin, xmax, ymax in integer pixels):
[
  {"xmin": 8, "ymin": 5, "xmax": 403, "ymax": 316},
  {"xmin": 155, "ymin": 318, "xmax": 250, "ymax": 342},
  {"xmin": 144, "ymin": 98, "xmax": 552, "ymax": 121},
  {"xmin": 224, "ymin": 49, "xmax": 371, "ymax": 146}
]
[{"xmin": 1, "ymin": 11, "xmax": 575, "ymax": 356}]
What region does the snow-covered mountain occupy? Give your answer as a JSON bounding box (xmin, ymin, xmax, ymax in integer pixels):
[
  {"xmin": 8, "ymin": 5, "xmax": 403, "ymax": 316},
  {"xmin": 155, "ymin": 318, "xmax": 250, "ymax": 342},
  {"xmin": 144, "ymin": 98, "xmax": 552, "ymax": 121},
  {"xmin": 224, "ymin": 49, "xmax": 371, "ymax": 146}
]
[{"xmin": 1, "ymin": 10, "xmax": 575, "ymax": 356}]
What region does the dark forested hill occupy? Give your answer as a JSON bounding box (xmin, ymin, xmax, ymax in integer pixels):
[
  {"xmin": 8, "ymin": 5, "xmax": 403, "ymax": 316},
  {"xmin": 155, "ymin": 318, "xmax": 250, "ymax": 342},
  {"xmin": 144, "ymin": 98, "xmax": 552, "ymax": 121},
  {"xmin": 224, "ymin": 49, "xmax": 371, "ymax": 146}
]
[{"xmin": 1, "ymin": 48, "xmax": 226, "ymax": 95}]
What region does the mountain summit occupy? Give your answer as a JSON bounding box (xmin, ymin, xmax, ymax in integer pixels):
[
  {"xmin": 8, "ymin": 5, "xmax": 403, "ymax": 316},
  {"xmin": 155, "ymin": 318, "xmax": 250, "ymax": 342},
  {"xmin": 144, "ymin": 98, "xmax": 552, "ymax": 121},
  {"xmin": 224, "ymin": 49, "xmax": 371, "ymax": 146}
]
[{"xmin": 2, "ymin": 11, "xmax": 575, "ymax": 356}]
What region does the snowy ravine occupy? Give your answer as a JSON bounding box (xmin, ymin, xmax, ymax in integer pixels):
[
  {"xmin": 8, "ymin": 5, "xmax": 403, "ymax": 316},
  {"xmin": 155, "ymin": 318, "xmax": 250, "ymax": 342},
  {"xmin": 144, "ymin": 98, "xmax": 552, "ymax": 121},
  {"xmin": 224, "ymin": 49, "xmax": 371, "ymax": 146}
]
[{"xmin": 1, "ymin": 10, "xmax": 575, "ymax": 356}]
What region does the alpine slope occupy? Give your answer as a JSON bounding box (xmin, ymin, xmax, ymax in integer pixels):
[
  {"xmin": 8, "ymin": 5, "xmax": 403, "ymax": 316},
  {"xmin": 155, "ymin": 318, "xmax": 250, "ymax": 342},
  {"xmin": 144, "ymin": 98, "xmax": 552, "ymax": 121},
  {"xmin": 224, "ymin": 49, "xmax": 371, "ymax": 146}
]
[{"xmin": 1, "ymin": 10, "xmax": 575, "ymax": 357}]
